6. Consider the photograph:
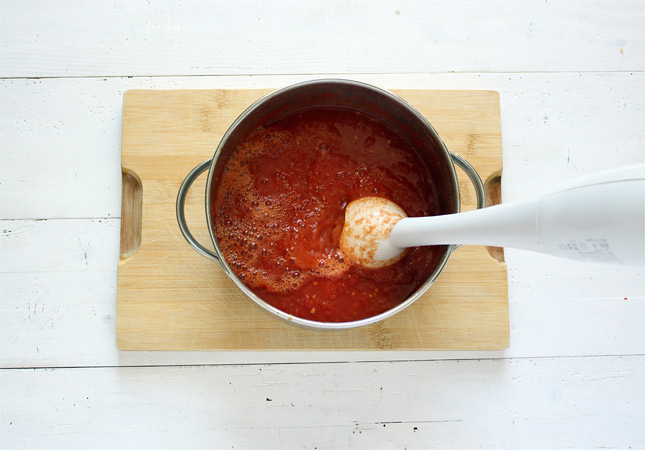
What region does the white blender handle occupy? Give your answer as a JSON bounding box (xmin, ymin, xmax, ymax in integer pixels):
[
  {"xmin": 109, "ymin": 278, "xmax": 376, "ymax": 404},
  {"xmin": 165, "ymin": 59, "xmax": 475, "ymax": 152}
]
[{"xmin": 390, "ymin": 165, "xmax": 645, "ymax": 265}]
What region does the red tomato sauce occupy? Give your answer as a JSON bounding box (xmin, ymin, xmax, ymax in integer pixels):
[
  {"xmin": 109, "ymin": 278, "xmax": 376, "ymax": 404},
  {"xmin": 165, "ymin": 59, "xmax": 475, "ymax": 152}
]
[{"xmin": 212, "ymin": 107, "xmax": 443, "ymax": 322}]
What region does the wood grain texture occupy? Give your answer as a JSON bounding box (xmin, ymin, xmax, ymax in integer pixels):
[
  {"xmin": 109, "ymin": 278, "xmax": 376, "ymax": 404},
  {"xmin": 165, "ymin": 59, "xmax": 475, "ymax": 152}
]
[
  {"xmin": 3, "ymin": 356, "xmax": 644, "ymax": 449},
  {"xmin": 117, "ymin": 88, "xmax": 508, "ymax": 350},
  {"xmin": 119, "ymin": 169, "xmax": 142, "ymax": 259},
  {"xmin": 2, "ymin": 0, "xmax": 643, "ymax": 77}
]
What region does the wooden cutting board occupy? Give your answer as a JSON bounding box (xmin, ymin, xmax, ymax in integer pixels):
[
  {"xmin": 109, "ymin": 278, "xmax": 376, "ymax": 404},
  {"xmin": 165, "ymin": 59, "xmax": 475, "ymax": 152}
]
[{"xmin": 117, "ymin": 88, "xmax": 508, "ymax": 350}]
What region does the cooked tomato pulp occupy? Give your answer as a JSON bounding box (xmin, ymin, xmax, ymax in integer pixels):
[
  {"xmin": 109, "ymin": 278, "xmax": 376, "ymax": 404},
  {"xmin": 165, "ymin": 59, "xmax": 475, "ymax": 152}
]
[{"xmin": 212, "ymin": 107, "xmax": 443, "ymax": 322}]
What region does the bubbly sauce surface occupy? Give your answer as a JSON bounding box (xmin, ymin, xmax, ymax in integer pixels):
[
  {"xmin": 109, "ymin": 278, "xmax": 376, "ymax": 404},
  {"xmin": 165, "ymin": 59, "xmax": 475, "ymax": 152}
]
[{"xmin": 212, "ymin": 108, "xmax": 443, "ymax": 322}]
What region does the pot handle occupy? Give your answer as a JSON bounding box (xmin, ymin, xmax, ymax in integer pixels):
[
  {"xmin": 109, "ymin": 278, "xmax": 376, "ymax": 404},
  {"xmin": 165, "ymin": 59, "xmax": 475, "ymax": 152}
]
[
  {"xmin": 450, "ymin": 152, "xmax": 487, "ymax": 210},
  {"xmin": 176, "ymin": 159, "xmax": 220, "ymax": 262}
]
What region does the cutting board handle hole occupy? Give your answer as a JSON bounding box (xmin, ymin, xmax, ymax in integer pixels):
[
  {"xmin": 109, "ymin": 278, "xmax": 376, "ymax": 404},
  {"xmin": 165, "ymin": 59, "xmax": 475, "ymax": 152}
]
[
  {"xmin": 120, "ymin": 167, "xmax": 143, "ymax": 260},
  {"xmin": 484, "ymin": 170, "xmax": 505, "ymax": 263}
]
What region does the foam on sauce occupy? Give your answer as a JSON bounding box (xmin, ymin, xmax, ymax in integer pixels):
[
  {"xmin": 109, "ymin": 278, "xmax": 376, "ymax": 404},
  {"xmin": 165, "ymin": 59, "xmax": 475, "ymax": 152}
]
[{"xmin": 212, "ymin": 108, "xmax": 442, "ymax": 322}]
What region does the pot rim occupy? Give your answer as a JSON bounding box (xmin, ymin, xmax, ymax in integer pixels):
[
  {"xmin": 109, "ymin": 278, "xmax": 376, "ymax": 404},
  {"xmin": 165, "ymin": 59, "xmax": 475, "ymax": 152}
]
[{"xmin": 204, "ymin": 78, "xmax": 460, "ymax": 330}]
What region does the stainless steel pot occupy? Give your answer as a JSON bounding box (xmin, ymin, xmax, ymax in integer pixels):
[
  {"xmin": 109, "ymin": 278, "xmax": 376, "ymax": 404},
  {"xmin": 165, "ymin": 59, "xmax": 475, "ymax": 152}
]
[{"xmin": 176, "ymin": 79, "xmax": 485, "ymax": 329}]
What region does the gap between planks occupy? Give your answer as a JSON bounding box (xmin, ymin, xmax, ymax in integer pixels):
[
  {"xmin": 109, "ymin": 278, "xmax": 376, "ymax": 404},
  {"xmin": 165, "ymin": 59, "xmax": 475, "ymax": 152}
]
[
  {"xmin": 1, "ymin": 70, "xmax": 645, "ymax": 81},
  {"xmin": 3, "ymin": 353, "xmax": 645, "ymax": 371}
]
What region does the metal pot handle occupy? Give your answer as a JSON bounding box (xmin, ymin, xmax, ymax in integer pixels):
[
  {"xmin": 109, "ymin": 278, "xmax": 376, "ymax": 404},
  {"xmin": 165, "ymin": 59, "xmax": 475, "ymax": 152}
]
[
  {"xmin": 449, "ymin": 153, "xmax": 487, "ymax": 250},
  {"xmin": 176, "ymin": 159, "xmax": 220, "ymax": 262},
  {"xmin": 450, "ymin": 152, "xmax": 487, "ymax": 210}
]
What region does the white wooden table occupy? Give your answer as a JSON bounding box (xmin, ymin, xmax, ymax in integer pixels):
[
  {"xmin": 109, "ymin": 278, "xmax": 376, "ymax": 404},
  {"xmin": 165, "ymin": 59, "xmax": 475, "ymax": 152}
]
[{"xmin": 1, "ymin": 1, "xmax": 644, "ymax": 448}]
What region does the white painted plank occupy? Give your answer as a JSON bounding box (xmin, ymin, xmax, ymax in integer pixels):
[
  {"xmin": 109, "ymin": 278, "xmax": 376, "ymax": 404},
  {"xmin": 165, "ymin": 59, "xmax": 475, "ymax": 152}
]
[
  {"xmin": 0, "ymin": 219, "xmax": 119, "ymax": 273},
  {"xmin": 2, "ymin": 357, "xmax": 644, "ymax": 449},
  {"xmin": 0, "ymin": 78, "xmax": 124, "ymax": 220},
  {"xmin": 0, "ymin": 271, "xmax": 118, "ymax": 368},
  {"xmin": 1, "ymin": 0, "xmax": 643, "ymax": 78},
  {"xmin": 2, "ymin": 72, "xmax": 644, "ymax": 219},
  {"xmin": 1, "ymin": 218, "xmax": 643, "ymax": 367}
]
